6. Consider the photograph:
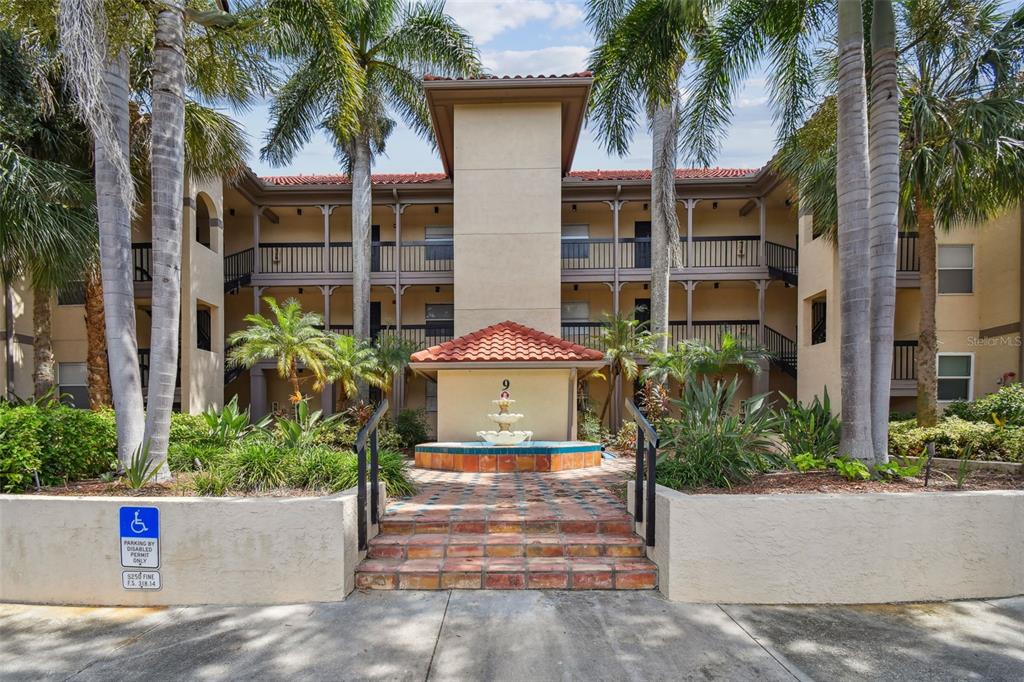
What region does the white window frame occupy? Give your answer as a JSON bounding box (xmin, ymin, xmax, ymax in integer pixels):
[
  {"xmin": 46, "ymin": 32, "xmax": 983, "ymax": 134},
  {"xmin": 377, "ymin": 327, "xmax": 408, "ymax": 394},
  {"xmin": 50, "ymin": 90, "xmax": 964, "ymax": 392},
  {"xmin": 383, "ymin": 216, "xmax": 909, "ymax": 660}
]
[
  {"xmin": 561, "ymin": 300, "xmax": 591, "ymax": 322},
  {"xmin": 937, "ymin": 352, "xmax": 974, "ymax": 403},
  {"xmin": 937, "ymin": 244, "xmax": 974, "ymax": 295},
  {"xmin": 58, "ymin": 362, "xmax": 89, "ymax": 408}
]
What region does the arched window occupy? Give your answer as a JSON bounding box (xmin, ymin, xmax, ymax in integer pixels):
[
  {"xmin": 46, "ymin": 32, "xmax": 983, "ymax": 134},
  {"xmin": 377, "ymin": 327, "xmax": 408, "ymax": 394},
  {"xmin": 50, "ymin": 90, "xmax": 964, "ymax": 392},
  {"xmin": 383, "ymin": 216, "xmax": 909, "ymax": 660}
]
[{"xmin": 195, "ymin": 193, "xmax": 214, "ymax": 250}]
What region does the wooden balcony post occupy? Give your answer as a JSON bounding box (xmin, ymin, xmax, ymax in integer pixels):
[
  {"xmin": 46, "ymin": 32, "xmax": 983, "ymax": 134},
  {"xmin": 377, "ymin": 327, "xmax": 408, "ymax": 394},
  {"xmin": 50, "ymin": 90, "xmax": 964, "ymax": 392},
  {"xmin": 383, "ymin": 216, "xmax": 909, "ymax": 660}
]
[
  {"xmin": 604, "ymin": 194, "xmax": 624, "ymax": 315},
  {"xmin": 320, "ymin": 204, "xmax": 332, "ymax": 274},
  {"xmin": 252, "ymin": 205, "xmax": 261, "ymax": 275},
  {"xmin": 685, "ymin": 199, "xmax": 699, "ymax": 268}
]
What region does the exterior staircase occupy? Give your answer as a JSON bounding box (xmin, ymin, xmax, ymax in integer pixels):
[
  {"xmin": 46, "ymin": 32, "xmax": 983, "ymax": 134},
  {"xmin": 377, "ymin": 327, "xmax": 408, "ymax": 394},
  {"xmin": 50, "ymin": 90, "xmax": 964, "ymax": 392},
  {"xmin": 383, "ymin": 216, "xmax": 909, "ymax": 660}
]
[{"xmin": 354, "ymin": 466, "xmax": 658, "ymax": 591}]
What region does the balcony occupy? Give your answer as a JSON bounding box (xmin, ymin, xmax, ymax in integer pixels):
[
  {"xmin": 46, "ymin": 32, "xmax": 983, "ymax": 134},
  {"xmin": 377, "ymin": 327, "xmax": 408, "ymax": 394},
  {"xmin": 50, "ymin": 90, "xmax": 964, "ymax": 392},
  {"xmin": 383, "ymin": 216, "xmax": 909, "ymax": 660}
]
[
  {"xmin": 560, "ymin": 319, "xmax": 761, "ymax": 351},
  {"xmin": 328, "ymin": 323, "xmax": 455, "ymax": 349},
  {"xmin": 563, "ymin": 236, "xmax": 762, "ymax": 272}
]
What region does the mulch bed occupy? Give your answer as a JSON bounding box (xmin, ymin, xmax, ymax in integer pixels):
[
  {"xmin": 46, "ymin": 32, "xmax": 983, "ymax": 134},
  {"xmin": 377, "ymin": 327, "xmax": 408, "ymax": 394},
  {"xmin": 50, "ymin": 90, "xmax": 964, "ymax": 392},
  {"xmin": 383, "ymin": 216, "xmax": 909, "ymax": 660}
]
[{"xmin": 686, "ymin": 469, "xmax": 1024, "ymax": 495}]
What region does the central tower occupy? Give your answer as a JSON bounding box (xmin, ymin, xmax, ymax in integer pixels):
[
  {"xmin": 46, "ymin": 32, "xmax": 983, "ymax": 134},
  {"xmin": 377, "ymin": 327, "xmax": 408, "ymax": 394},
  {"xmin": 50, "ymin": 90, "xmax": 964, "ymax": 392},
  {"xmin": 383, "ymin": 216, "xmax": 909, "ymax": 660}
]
[{"xmin": 424, "ymin": 74, "xmax": 592, "ymax": 336}]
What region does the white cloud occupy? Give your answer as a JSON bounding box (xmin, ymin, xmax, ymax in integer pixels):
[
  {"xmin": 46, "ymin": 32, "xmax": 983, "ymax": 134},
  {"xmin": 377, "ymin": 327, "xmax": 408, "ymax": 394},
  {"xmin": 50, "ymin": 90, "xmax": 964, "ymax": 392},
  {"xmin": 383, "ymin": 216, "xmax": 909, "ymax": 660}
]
[
  {"xmin": 444, "ymin": 1, "xmax": 584, "ymax": 45},
  {"xmin": 481, "ymin": 45, "xmax": 589, "ymax": 76}
]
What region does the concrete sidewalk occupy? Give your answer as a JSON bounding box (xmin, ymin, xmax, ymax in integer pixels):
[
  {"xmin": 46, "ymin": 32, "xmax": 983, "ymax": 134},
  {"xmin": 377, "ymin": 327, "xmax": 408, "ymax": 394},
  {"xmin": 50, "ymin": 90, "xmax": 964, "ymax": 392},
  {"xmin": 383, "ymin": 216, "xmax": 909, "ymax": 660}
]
[{"xmin": 2, "ymin": 592, "xmax": 1021, "ymax": 681}]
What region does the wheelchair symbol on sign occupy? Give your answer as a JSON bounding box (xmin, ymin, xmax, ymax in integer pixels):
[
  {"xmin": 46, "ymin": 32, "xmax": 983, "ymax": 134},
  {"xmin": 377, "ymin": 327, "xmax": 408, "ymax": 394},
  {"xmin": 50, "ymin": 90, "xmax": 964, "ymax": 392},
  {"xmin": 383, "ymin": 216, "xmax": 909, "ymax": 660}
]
[{"xmin": 130, "ymin": 511, "xmax": 149, "ymax": 534}]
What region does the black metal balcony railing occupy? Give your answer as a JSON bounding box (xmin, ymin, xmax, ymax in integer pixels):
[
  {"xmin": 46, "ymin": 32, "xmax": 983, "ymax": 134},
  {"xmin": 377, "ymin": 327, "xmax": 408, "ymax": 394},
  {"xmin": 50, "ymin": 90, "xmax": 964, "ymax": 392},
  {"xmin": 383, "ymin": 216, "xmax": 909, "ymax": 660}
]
[
  {"xmin": 328, "ymin": 323, "xmax": 455, "ymax": 349},
  {"xmin": 893, "ymin": 340, "xmax": 918, "ymax": 380},
  {"xmin": 691, "ymin": 236, "xmax": 760, "ymax": 268},
  {"xmin": 682, "ymin": 320, "xmax": 760, "ymax": 348},
  {"xmin": 400, "ymin": 240, "xmax": 454, "ymax": 272},
  {"xmin": 898, "ymin": 232, "xmax": 920, "ymax": 272},
  {"xmin": 561, "ymin": 238, "xmax": 616, "ymax": 270},
  {"xmin": 132, "ymin": 243, "xmax": 152, "ymax": 282},
  {"xmin": 561, "ymin": 321, "xmax": 605, "ymax": 348},
  {"xmin": 259, "ymin": 242, "xmax": 324, "ymax": 274},
  {"xmin": 765, "ymin": 241, "xmax": 799, "ymax": 285},
  {"xmin": 618, "ymin": 237, "xmax": 653, "ymax": 269}
]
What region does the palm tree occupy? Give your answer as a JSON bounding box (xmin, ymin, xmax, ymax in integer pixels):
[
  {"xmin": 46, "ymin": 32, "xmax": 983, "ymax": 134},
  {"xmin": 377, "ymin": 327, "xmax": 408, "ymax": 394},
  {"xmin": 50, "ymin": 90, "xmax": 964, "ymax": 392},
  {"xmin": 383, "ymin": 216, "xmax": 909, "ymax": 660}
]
[
  {"xmin": 325, "ymin": 333, "xmax": 383, "ymax": 411},
  {"xmin": 595, "ymin": 313, "xmax": 658, "ymax": 428},
  {"xmin": 228, "ymin": 297, "xmax": 332, "ymax": 404},
  {"xmin": 586, "ymin": 0, "xmax": 708, "ymax": 352},
  {"xmin": 643, "ymin": 332, "xmax": 771, "ymax": 387},
  {"xmin": 775, "ymin": 0, "xmax": 1024, "ymax": 427},
  {"xmin": 372, "ymin": 333, "xmax": 418, "ymax": 406},
  {"xmin": 261, "ymin": 0, "xmax": 481, "ymax": 349}
]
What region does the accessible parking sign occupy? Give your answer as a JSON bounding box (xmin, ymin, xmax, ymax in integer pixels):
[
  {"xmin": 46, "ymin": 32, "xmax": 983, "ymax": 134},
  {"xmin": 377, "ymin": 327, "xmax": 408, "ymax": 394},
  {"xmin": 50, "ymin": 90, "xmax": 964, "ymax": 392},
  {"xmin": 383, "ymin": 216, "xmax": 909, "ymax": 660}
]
[{"xmin": 119, "ymin": 506, "xmax": 160, "ymax": 589}]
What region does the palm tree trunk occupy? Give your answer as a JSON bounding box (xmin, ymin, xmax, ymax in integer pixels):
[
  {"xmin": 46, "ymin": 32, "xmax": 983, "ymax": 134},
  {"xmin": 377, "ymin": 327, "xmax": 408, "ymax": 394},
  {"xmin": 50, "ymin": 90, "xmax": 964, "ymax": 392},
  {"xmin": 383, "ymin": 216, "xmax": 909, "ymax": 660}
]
[
  {"xmin": 836, "ymin": 0, "xmax": 873, "ymax": 463},
  {"xmin": 351, "ymin": 133, "xmax": 373, "ymax": 400},
  {"xmin": 4, "ymin": 283, "xmax": 15, "ymax": 398},
  {"xmin": 95, "ymin": 51, "xmax": 145, "ymax": 466},
  {"xmin": 289, "ymin": 360, "xmax": 303, "ymax": 404},
  {"xmin": 143, "ymin": 3, "xmax": 186, "ymax": 479},
  {"xmin": 84, "ymin": 268, "xmax": 112, "ymax": 408},
  {"xmin": 650, "ymin": 91, "xmax": 683, "ymax": 355},
  {"xmin": 868, "ymin": 0, "xmax": 900, "ymax": 464},
  {"xmin": 916, "ymin": 194, "xmax": 939, "ymax": 426},
  {"xmin": 32, "ymin": 286, "xmax": 55, "ymax": 399}
]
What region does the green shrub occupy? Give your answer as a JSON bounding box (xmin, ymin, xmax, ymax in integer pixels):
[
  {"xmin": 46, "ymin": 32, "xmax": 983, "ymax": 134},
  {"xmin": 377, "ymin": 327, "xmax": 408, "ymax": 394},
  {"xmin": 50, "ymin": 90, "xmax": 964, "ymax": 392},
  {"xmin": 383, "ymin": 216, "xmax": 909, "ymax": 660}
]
[
  {"xmin": 202, "ymin": 395, "xmax": 271, "ymax": 444},
  {"xmin": 192, "ymin": 468, "xmax": 232, "ymax": 496},
  {"xmin": 227, "ymin": 440, "xmax": 294, "ymax": 491},
  {"xmin": 889, "ymin": 417, "xmax": 1024, "ymax": 462},
  {"xmin": 392, "ymin": 408, "xmax": 430, "ymax": 448},
  {"xmin": 578, "ymin": 410, "xmax": 607, "ymax": 443},
  {"xmin": 776, "ymin": 390, "xmax": 841, "ymax": 458},
  {"xmin": 612, "ymin": 421, "xmax": 638, "ymax": 451},
  {"xmin": 658, "ymin": 379, "xmax": 785, "ymax": 489},
  {"xmin": 831, "ymin": 457, "xmax": 870, "ymax": 481},
  {"xmin": 944, "ymin": 384, "xmax": 1024, "ymax": 426},
  {"xmin": 314, "ymin": 417, "xmax": 404, "ymax": 452},
  {"xmin": 0, "ymin": 404, "xmax": 116, "ymax": 491},
  {"xmin": 327, "ymin": 448, "xmax": 416, "ymax": 497},
  {"xmin": 168, "ymin": 441, "xmax": 226, "ymax": 472},
  {"xmin": 792, "ymin": 452, "xmax": 828, "ymax": 471},
  {"xmin": 169, "ymin": 412, "xmax": 214, "ymax": 447}
]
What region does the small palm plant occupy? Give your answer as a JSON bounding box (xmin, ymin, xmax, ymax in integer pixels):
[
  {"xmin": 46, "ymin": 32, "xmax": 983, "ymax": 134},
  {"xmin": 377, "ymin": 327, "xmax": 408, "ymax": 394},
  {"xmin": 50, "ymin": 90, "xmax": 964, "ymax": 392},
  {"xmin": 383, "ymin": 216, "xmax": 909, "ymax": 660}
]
[
  {"xmin": 596, "ymin": 313, "xmax": 659, "ymax": 424},
  {"xmin": 325, "ymin": 333, "xmax": 383, "ymax": 411},
  {"xmin": 372, "ymin": 333, "xmax": 418, "ymax": 402},
  {"xmin": 227, "ymin": 297, "xmax": 331, "ymax": 404},
  {"xmin": 645, "ymin": 333, "xmax": 771, "ymax": 388}
]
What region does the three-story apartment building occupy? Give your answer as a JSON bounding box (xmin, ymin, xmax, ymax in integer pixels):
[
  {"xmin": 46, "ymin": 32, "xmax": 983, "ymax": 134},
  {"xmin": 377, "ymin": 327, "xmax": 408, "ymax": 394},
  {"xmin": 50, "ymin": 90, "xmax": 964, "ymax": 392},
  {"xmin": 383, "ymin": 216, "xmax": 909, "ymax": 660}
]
[{"xmin": 2, "ymin": 73, "xmax": 1020, "ymax": 433}]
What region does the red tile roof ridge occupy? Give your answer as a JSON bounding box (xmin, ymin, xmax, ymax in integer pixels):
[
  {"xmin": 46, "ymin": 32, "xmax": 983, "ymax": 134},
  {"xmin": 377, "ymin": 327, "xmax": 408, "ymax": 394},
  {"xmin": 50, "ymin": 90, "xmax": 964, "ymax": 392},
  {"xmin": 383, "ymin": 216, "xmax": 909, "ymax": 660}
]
[
  {"xmin": 424, "ymin": 72, "xmax": 593, "ymax": 82},
  {"xmin": 410, "ymin": 320, "xmax": 604, "ymax": 363}
]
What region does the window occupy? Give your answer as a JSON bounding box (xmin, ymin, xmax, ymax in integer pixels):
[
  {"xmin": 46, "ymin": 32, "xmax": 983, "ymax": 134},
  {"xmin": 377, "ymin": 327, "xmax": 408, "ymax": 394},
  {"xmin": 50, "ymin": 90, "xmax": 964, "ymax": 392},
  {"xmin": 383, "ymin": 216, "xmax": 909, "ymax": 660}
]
[
  {"xmin": 57, "ymin": 281, "xmax": 86, "ymax": 306},
  {"xmin": 58, "ymin": 362, "xmax": 89, "ymax": 408},
  {"xmin": 811, "ymin": 297, "xmax": 826, "ymax": 345},
  {"xmin": 425, "ymin": 303, "xmax": 453, "ymax": 344},
  {"xmin": 425, "ymin": 380, "xmax": 437, "ymax": 412},
  {"xmin": 197, "ymin": 307, "xmax": 212, "ymax": 351},
  {"xmin": 938, "ymin": 245, "xmax": 973, "ymax": 294},
  {"xmin": 561, "ymin": 300, "xmax": 590, "ymax": 322},
  {"xmin": 561, "ymin": 224, "xmax": 590, "ymax": 259},
  {"xmin": 938, "ymin": 354, "xmax": 973, "ymax": 402},
  {"xmin": 424, "ymin": 225, "xmax": 453, "ymax": 261},
  {"xmin": 195, "ymin": 194, "xmax": 214, "ymax": 250}
]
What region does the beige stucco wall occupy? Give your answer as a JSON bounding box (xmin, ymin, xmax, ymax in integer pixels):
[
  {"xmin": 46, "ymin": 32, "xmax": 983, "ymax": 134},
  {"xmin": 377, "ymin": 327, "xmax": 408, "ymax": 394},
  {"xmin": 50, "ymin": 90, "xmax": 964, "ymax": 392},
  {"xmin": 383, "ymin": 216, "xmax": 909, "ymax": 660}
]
[
  {"xmin": 436, "ymin": 368, "xmax": 574, "ymax": 441},
  {"xmin": 180, "ymin": 179, "xmax": 225, "ymax": 413},
  {"xmin": 453, "ymin": 102, "xmax": 562, "ymax": 336},
  {"xmin": 630, "ymin": 483, "xmax": 1024, "ymax": 604},
  {"xmin": 0, "ymin": 487, "xmax": 382, "ymax": 606},
  {"xmin": 0, "ymin": 278, "xmax": 34, "ymax": 398},
  {"xmin": 795, "ymin": 207, "xmax": 842, "ymax": 406}
]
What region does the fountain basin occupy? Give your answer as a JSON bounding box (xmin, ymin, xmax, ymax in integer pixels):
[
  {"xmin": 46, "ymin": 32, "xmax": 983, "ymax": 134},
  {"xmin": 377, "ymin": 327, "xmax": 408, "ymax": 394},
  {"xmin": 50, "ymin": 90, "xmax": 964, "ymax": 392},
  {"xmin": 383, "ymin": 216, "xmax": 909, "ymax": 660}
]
[{"xmin": 414, "ymin": 441, "xmax": 603, "ymax": 473}]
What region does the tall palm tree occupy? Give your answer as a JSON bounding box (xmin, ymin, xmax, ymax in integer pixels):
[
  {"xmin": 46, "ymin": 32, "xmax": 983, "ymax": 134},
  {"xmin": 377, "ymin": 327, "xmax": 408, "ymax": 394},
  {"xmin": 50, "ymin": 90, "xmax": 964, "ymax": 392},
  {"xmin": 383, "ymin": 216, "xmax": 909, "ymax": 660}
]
[
  {"xmin": 835, "ymin": 0, "xmax": 873, "ymax": 461},
  {"xmin": 326, "ymin": 333, "xmax": 383, "ymax": 411},
  {"xmin": 775, "ymin": 0, "xmax": 1024, "ymax": 428},
  {"xmin": 261, "ymin": 0, "xmax": 481, "ymax": 349},
  {"xmin": 228, "ymin": 297, "xmax": 332, "ymax": 404},
  {"xmin": 586, "ymin": 0, "xmax": 709, "ymax": 352},
  {"xmin": 594, "ymin": 313, "xmax": 658, "ymax": 428}
]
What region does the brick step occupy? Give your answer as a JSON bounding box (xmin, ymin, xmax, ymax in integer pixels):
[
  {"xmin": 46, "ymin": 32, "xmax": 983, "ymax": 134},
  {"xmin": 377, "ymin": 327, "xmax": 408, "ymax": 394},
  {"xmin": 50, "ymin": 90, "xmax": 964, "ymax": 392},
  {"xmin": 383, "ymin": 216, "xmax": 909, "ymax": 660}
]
[
  {"xmin": 355, "ymin": 556, "xmax": 658, "ymax": 590},
  {"xmin": 368, "ymin": 532, "xmax": 645, "ymax": 560},
  {"xmin": 379, "ymin": 516, "xmax": 636, "ymax": 536}
]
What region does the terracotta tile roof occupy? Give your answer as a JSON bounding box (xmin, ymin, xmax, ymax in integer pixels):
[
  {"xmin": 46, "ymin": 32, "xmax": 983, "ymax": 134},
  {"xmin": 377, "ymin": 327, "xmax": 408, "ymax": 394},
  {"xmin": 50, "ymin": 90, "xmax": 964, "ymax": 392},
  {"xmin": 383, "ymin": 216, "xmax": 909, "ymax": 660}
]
[
  {"xmin": 261, "ymin": 172, "xmax": 447, "ymax": 186},
  {"xmin": 423, "ymin": 72, "xmax": 593, "ymax": 81},
  {"xmin": 410, "ymin": 321, "xmax": 604, "ymax": 363},
  {"xmin": 567, "ymin": 167, "xmax": 761, "ymax": 181}
]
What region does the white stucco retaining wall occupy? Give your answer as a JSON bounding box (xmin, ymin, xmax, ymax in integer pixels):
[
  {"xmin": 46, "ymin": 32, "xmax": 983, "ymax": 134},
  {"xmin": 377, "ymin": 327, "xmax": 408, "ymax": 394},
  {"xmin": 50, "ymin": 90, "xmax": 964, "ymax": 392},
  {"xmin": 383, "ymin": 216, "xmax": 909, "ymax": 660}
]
[
  {"xmin": 0, "ymin": 485, "xmax": 383, "ymax": 606},
  {"xmin": 629, "ymin": 482, "xmax": 1024, "ymax": 604}
]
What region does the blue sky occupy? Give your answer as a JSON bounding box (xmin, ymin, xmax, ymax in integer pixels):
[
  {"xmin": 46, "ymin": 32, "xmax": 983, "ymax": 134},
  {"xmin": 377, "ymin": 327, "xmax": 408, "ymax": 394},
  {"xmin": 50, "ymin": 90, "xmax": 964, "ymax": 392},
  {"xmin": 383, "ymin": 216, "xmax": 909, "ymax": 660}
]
[{"xmin": 237, "ymin": 0, "xmax": 775, "ymax": 177}]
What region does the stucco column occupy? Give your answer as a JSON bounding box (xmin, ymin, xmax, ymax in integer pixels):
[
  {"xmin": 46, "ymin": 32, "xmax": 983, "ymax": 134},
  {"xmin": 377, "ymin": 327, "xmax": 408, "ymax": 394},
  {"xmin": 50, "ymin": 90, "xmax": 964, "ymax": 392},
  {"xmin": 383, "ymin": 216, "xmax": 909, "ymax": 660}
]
[
  {"xmin": 685, "ymin": 199, "xmax": 699, "ymax": 268},
  {"xmin": 252, "ymin": 206, "xmax": 261, "ymax": 275},
  {"xmin": 758, "ymin": 198, "xmax": 766, "ymax": 266},
  {"xmin": 752, "ymin": 357, "xmax": 770, "ymax": 396},
  {"xmin": 252, "ymin": 285, "xmax": 262, "ymax": 316},
  {"xmin": 250, "ymin": 367, "xmax": 268, "ymax": 419},
  {"xmin": 321, "ymin": 285, "xmax": 333, "ymax": 415},
  {"xmin": 755, "ymin": 279, "xmax": 768, "ymax": 345}
]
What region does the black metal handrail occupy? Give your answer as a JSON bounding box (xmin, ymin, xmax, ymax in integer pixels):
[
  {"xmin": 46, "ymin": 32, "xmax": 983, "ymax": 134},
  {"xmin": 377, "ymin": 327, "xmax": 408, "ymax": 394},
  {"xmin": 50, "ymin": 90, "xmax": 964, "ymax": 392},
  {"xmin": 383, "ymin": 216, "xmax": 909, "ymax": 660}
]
[
  {"xmin": 626, "ymin": 399, "xmax": 657, "ymax": 547},
  {"xmin": 561, "ymin": 238, "xmax": 616, "ymax": 270},
  {"xmin": 224, "ymin": 248, "xmax": 254, "ymax": 292},
  {"xmin": 764, "ymin": 326, "xmax": 797, "ymax": 377},
  {"xmin": 690, "ymin": 235, "xmax": 760, "ymax": 267},
  {"xmin": 765, "ymin": 241, "xmax": 798, "ymax": 285},
  {"xmin": 355, "ymin": 399, "xmax": 389, "ymax": 551}
]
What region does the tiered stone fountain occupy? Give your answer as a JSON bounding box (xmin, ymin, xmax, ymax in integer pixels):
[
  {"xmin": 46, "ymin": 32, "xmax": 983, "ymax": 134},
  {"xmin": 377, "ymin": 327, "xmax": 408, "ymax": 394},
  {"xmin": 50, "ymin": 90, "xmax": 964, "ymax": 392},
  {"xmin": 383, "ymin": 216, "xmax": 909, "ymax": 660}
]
[{"xmin": 476, "ymin": 393, "xmax": 532, "ymax": 445}]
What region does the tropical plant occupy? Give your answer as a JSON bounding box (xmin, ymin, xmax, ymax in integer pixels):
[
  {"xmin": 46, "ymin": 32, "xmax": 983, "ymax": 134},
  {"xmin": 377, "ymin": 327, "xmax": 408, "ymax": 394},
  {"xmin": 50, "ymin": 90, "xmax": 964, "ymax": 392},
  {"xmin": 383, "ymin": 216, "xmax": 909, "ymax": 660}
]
[
  {"xmin": 645, "ymin": 333, "xmax": 771, "ymax": 387},
  {"xmin": 276, "ymin": 398, "xmax": 335, "ymax": 450},
  {"xmin": 945, "ymin": 383, "xmax": 1024, "ymax": 427},
  {"xmin": 372, "ymin": 333, "xmax": 418, "ymax": 401},
  {"xmin": 776, "ymin": 389, "xmax": 842, "ymax": 459},
  {"xmin": 830, "ymin": 456, "xmax": 871, "ymax": 481},
  {"xmin": 123, "ymin": 442, "xmax": 161, "ymax": 489},
  {"xmin": 792, "ymin": 452, "xmax": 829, "ymax": 472},
  {"xmin": 875, "ymin": 454, "xmax": 927, "ymax": 480},
  {"xmin": 392, "ymin": 408, "xmax": 429, "ymax": 448},
  {"xmin": 202, "ymin": 395, "xmax": 271, "ymax": 444},
  {"xmin": 658, "ymin": 378, "xmax": 784, "ymax": 489},
  {"xmin": 261, "ymin": 0, "xmax": 481, "ymax": 349},
  {"xmin": 586, "ymin": 0, "xmax": 709, "ymax": 351},
  {"xmin": 227, "ymin": 297, "xmax": 332, "ymax": 403},
  {"xmin": 326, "ymin": 333, "xmax": 383, "ymax": 411},
  {"xmin": 888, "ymin": 417, "xmax": 1024, "ymax": 462},
  {"xmin": 594, "ymin": 313, "xmax": 658, "ymax": 427}
]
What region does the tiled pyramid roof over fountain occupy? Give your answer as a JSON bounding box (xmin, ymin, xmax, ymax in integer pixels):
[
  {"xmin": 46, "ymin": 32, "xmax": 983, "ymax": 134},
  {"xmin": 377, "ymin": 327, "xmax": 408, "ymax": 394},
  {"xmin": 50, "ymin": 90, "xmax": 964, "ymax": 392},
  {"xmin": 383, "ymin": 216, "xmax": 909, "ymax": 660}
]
[{"xmin": 410, "ymin": 321, "xmax": 604, "ymax": 363}]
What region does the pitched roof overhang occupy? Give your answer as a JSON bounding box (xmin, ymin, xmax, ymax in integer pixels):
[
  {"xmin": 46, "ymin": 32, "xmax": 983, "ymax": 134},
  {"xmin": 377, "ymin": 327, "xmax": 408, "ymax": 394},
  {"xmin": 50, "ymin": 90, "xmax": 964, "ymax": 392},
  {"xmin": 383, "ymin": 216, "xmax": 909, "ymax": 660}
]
[{"xmin": 423, "ymin": 74, "xmax": 594, "ymax": 178}]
